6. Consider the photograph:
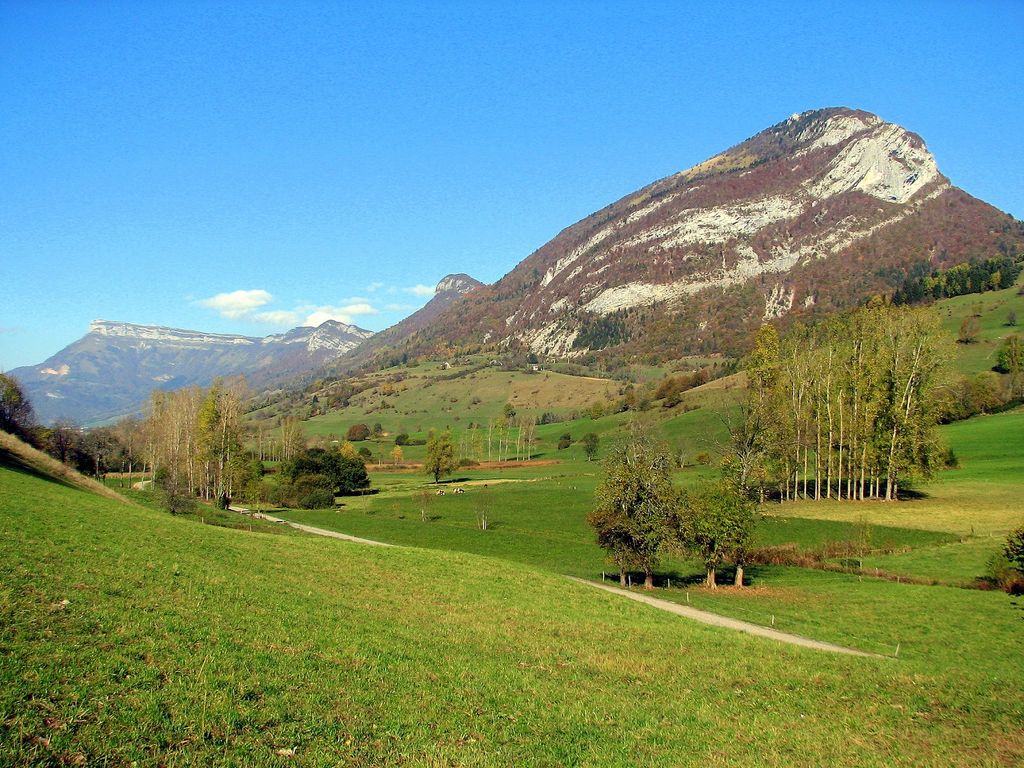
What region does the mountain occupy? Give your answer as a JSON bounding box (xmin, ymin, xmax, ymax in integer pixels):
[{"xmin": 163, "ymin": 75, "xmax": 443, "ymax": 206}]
[
  {"xmin": 11, "ymin": 319, "xmax": 373, "ymax": 425},
  {"xmin": 383, "ymin": 108, "xmax": 1024, "ymax": 362},
  {"xmin": 323, "ymin": 273, "xmax": 485, "ymax": 373}
]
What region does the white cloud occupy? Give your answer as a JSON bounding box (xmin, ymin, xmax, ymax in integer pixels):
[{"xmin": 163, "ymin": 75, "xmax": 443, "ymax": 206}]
[
  {"xmin": 384, "ymin": 302, "xmax": 417, "ymax": 312},
  {"xmin": 253, "ymin": 310, "xmax": 301, "ymax": 325},
  {"xmin": 301, "ymin": 302, "xmax": 379, "ymax": 327},
  {"xmin": 366, "ymin": 281, "xmax": 385, "ymax": 293},
  {"xmin": 403, "ymin": 284, "xmax": 435, "ymax": 297},
  {"xmin": 198, "ymin": 289, "xmax": 273, "ymax": 319}
]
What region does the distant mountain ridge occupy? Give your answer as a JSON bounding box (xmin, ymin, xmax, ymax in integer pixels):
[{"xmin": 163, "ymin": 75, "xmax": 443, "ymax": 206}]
[
  {"xmin": 11, "ymin": 318, "xmax": 374, "ymax": 425},
  {"xmin": 380, "ymin": 108, "xmax": 1024, "ymax": 361}
]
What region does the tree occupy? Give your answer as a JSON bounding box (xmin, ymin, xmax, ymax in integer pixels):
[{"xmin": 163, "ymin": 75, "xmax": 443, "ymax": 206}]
[
  {"xmin": 675, "ymin": 482, "xmax": 758, "ymax": 588},
  {"xmin": 280, "ymin": 446, "xmax": 369, "ymax": 497},
  {"xmin": 1008, "ymin": 310, "xmax": 1018, "ymax": 327},
  {"xmin": 995, "ymin": 334, "xmax": 1023, "ymax": 398},
  {"xmin": 502, "ymin": 402, "xmax": 517, "ymax": 419},
  {"xmin": 390, "ymin": 445, "xmax": 404, "ymax": 466},
  {"xmin": 346, "ymin": 423, "xmax": 370, "ymax": 441},
  {"xmin": 0, "ymin": 374, "xmax": 34, "ymax": 438},
  {"xmin": 557, "ymin": 432, "xmax": 572, "ymax": 450},
  {"xmin": 424, "ymin": 430, "xmax": 457, "ymax": 483},
  {"xmin": 280, "ymin": 415, "xmax": 305, "ymax": 460},
  {"xmin": 588, "ymin": 432, "xmax": 679, "ymax": 588},
  {"xmin": 1005, "ymin": 526, "xmax": 1024, "ymax": 572},
  {"xmin": 957, "ymin": 316, "xmax": 981, "ymax": 344},
  {"xmin": 581, "ymin": 432, "xmax": 600, "ymax": 461}
]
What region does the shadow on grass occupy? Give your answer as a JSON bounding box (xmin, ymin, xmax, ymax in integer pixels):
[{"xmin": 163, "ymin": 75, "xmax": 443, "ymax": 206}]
[{"xmin": 0, "ymin": 449, "xmax": 80, "ymax": 492}]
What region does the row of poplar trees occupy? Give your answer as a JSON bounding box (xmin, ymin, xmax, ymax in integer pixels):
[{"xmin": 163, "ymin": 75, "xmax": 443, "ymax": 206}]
[
  {"xmin": 144, "ymin": 377, "xmax": 249, "ymax": 503},
  {"xmin": 734, "ymin": 301, "xmax": 948, "ymax": 503}
]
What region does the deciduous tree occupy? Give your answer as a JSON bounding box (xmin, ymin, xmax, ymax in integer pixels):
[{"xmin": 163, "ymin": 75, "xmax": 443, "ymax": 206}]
[
  {"xmin": 589, "ymin": 432, "xmax": 679, "ymax": 588},
  {"xmin": 424, "ymin": 430, "xmax": 457, "ymax": 483}
]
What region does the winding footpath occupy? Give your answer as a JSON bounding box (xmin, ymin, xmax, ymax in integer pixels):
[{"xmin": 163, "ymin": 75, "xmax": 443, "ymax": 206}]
[
  {"xmin": 228, "ymin": 505, "xmax": 394, "ymax": 547},
  {"xmin": 567, "ymin": 577, "xmax": 885, "ymax": 658},
  {"xmin": 229, "ymin": 505, "xmax": 883, "ymax": 657}
]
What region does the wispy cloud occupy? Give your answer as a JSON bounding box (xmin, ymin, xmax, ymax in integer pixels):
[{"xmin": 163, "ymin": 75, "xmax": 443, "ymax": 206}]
[
  {"xmin": 301, "ymin": 301, "xmax": 379, "ymax": 327},
  {"xmin": 197, "ymin": 289, "xmax": 402, "ymax": 329},
  {"xmin": 403, "ymin": 284, "xmax": 435, "ymax": 297},
  {"xmin": 198, "ymin": 289, "xmax": 273, "ymax": 319},
  {"xmin": 366, "ymin": 281, "xmax": 385, "ymax": 293},
  {"xmin": 252, "ymin": 310, "xmax": 301, "ymax": 325}
]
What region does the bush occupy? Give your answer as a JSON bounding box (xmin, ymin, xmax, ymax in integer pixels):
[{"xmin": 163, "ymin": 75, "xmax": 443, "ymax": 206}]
[
  {"xmin": 346, "ymin": 423, "xmax": 371, "ymax": 441},
  {"xmin": 358, "ymin": 446, "xmax": 372, "ymax": 458},
  {"xmin": 557, "ymin": 433, "xmax": 572, "ymax": 450},
  {"xmin": 299, "ymin": 489, "xmax": 335, "ymax": 509},
  {"xmin": 458, "ymin": 457, "xmax": 480, "ymax": 467},
  {"xmin": 395, "ymin": 433, "xmax": 410, "ymax": 446},
  {"xmin": 696, "ymin": 452, "xmax": 712, "ymax": 466},
  {"xmin": 987, "ymin": 551, "xmax": 1024, "ymax": 594}
]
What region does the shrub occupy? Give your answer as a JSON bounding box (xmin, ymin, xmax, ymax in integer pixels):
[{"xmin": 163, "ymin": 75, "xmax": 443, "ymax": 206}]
[
  {"xmin": 987, "ymin": 551, "xmax": 1024, "ymax": 595},
  {"xmin": 557, "ymin": 433, "xmax": 572, "ymax": 450},
  {"xmin": 395, "ymin": 433, "xmax": 410, "ymax": 446},
  {"xmin": 346, "ymin": 423, "xmax": 371, "ymax": 441},
  {"xmin": 696, "ymin": 452, "xmax": 712, "ymax": 466},
  {"xmin": 299, "ymin": 489, "xmax": 335, "ymax": 509},
  {"xmin": 458, "ymin": 457, "xmax": 480, "ymax": 467}
]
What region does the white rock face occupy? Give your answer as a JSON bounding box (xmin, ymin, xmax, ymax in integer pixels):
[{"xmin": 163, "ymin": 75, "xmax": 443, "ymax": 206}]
[
  {"xmin": 628, "ymin": 195, "xmax": 804, "ymax": 250},
  {"xmin": 40, "ymin": 364, "xmax": 70, "ymax": 376},
  {"xmin": 763, "ymin": 284, "xmax": 796, "ymax": 320},
  {"xmin": 806, "ymin": 123, "xmax": 939, "ymax": 203},
  {"xmin": 797, "ymin": 112, "xmax": 881, "ymax": 153},
  {"xmin": 556, "ymin": 112, "xmax": 945, "ymax": 330},
  {"xmin": 435, "ymin": 274, "xmax": 480, "ymax": 294}
]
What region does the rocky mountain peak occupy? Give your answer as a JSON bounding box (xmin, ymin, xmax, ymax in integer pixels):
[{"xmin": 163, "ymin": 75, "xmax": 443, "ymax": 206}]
[
  {"xmin": 435, "ymin": 273, "xmax": 484, "ymax": 295},
  {"xmin": 393, "ymin": 107, "xmax": 1022, "ymax": 361}
]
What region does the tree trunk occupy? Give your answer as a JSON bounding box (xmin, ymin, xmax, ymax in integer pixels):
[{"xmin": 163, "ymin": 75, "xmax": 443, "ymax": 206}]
[
  {"xmin": 734, "ymin": 564, "xmax": 744, "ymax": 587},
  {"xmin": 619, "ymin": 567, "xmax": 626, "ymax": 587},
  {"xmin": 705, "ymin": 566, "xmax": 717, "ymax": 589},
  {"xmin": 644, "ymin": 568, "xmax": 653, "ymax": 590}
]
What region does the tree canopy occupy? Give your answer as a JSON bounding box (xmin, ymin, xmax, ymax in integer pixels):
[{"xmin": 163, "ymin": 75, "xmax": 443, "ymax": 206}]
[
  {"xmin": 588, "ymin": 432, "xmax": 679, "ymax": 588},
  {"xmin": 424, "ymin": 430, "xmax": 457, "ymax": 483},
  {"xmin": 280, "ymin": 446, "xmax": 369, "ymax": 496}
]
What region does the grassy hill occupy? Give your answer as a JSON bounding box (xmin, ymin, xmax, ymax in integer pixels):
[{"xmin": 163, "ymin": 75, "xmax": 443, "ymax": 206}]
[{"xmin": 3, "ymin": 452, "xmax": 1023, "ymax": 765}]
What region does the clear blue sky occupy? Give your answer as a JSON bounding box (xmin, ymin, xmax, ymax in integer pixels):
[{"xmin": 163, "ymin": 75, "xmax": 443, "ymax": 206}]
[{"xmin": 2, "ymin": 0, "xmax": 1022, "ymax": 370}]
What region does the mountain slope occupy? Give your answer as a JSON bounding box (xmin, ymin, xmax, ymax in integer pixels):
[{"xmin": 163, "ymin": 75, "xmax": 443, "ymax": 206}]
[
  {"xmin": 324, "ymin": 273, "xmax": 484, "ymax": 373},
  {"xmin": 11, "ymin": 319, "xmax": 373, "ymax": 424},
  {"xmin": 393, "ymin": 108, "xmax": 1024, "ymax": 361}
]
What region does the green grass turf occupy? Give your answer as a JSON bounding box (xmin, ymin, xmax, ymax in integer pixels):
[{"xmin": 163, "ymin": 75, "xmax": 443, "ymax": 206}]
[
  {"xmin": 936, "ymin": 279, "xmax": 1024, "ymax": 375},
  {"xmin": 3, "ymin": 461, "xmax": 1023, "ymax": 765}
]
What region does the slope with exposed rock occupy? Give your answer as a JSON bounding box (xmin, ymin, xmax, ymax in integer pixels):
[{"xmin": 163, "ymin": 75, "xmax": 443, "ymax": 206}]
[{"xmin": 386, "ymin": 108, "xmax": 1024, "ymax": 362}]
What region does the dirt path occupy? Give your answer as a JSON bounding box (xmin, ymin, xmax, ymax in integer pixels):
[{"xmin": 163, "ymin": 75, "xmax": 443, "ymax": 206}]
[
  {"xmin": 227, "ymin": 504, "xmax": 883, "ymax": 656},
  {"xmin": 567, "ymin": 577, "xmax": 885, "ymax": 658},
  {"xmin": 228, "ymin": 506, "xmax": 394, "ymax": 547}
]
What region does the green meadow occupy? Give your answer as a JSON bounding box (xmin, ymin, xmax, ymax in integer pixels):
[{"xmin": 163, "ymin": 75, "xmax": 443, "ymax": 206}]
[
  {"xmin": 3, "ymin": 287, "xmax": 1023, "ymax": 765},
  {"xmin": 3, "ymin": 449, "xmax": 1024, "ymax": 766}
]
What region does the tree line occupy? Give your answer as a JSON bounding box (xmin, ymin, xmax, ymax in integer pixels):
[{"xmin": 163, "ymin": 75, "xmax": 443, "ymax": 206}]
[{"xmin": 732, "ymin": 301, "xmax": 948, "ymax": 503}]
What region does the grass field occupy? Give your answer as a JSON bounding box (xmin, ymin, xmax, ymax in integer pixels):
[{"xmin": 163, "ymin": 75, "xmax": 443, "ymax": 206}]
[
  {"xmin": 3, "ymin": 457, "xmax": 1023, "ymax": 765},
  {"xmin": 937, "ymin": 280, "xmax": 1024, "ymax": 375}
]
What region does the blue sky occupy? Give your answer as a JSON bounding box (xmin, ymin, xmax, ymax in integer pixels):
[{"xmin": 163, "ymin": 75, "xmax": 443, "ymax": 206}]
[{"xmin": 2, "ymin": 0, "xmax": 1022, "ymax": 370}]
